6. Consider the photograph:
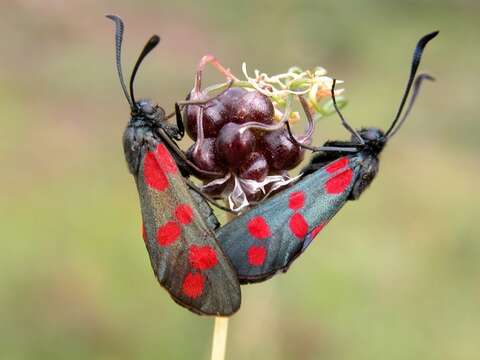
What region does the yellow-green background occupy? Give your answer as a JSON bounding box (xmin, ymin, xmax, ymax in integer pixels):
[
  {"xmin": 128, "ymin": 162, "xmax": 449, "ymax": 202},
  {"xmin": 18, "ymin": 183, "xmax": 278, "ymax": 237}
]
[{"xmin": 1, "ymin": 1, "xmax": 479, "ymax": 359}]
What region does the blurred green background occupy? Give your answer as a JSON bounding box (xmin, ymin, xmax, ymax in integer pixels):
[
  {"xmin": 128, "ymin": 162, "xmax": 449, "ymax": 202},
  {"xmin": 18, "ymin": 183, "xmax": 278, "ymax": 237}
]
[{"xmin": 1, "ymin": 0, "xmax": 479, "ymax": 359}]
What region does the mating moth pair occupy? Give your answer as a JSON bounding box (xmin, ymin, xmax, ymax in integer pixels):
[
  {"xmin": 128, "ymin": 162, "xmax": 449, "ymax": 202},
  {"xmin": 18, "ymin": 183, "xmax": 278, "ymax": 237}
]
[{"xmin": 107, "ymin": 15, "xmax": 438, "ymax": 316}]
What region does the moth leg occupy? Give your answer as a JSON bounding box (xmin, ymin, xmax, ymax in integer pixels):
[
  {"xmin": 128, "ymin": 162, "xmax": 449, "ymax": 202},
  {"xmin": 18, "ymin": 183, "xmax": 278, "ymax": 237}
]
[
  {"xmin": 157, "ymin": 128, "xmax": 225, "ymax": 178},
  {"xmin": 174, "ymin": 102, "xmax": 185, "ymax": 138},
  {"xmin": 185, "ymin": 178, "xmax": 236, "ymax": 214},
  {"xmin": 145, "ymin": 129, "xmax": 235, "ymax": 217}
]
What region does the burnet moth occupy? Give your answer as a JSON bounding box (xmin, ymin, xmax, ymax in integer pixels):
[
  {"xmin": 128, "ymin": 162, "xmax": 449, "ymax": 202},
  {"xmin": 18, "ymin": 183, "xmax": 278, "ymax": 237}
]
[
  {"xmin": 107, "ymin": 15, "xmax": 241, "ymax": 315},
  {"xmin": 217, "ymin": 31, "xmax": 439, "ymax": 283}
]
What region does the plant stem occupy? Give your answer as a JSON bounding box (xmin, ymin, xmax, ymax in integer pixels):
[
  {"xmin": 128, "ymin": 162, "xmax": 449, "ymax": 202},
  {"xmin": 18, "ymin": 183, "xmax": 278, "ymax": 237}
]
[
  {"xmin": 210, "ymin": 211, "xmax": 236, "ymax": 360},
  {"xmin": 210, "ymin": 317, "xmax": 229, "ymax": 360}
]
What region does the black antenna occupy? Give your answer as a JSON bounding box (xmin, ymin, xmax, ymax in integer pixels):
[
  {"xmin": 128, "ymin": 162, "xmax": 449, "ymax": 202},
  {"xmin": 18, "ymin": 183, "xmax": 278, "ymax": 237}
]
[
  {"xmin": 286, "ymin": 95, "xmax": 358, "ymax": 153},
  {"xmin": 106, "ymin": 14, "xmax": 134, "ymax": 109},
  {"xmin": 387, "ymin": 73, "xmax": 434, "ymax": 139},
  {"xmin": 385, "ymin": 31, "xmax": 439, "ymax": 138},
  {"xmin": 286, "ymin": 122, "xmax": 359, "ymax": 153},
  {"xmin": 331, "ymin": 79, "xmax": 365, "ymax": 145},
  {"xmin": 129, "ymin": 35, "xmax": 160, "ymax": 107}
]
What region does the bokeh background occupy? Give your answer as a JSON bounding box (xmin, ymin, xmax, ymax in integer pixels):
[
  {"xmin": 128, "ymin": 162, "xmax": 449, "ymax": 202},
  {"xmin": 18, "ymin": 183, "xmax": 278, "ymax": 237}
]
[{"xmin": 1, "ymin": 1, "xmax": 479, "ymax": 359}]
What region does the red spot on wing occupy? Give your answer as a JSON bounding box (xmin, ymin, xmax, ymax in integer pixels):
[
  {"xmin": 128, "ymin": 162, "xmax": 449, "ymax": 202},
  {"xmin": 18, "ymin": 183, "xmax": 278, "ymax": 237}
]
[
  {"xmin": 247, "ymin": 216, "xmax": 271, "ymax": 239},
  {"xmin": 142, "ymin": 223, "xmax": 147, "ymax": 242},
  {"xmin": 247, "ymin": 245, "xmax": 267, "ymax": 266},
  {"xmin": 188, "ymin": 245, "xmax": 218, "ymax": 270},
  {"xmin": 175, "ymin": 204, "xmax": 194, "ymax": 225},
  {"xmin": 288, "ymin": 191, "xmax": 305, "ymax": 210},
  {"xmin": 182, "ymin": 272, "xmax": 204, "ymax": 299},
  {"xmin": 325, "ymin": 168, "xmax": 353, "ymax": 194},
  {"xmin": 326, "ymin": 157, "xmax": 349, "ymax": 173},
  {"xmin": 156, "ymin": 221, "xmax": 181, "ymax": 246},
  {"xmin": 155, "ymin": 143, "xmax": 178, "ymax": 174},
  {"xmin": 144, "ymin": 144, "xmax": 179, "ymax": 192},
  {"xmin": 144, "ymin": 151, "xmax": 169, "ymax": 191},
  {"xmin": 289, "ymin": 213, "xmax": 309, "ymax": 238},
  {"xmin": 311, "ymin": 223, "xmax": 326, "ymax": 239}
]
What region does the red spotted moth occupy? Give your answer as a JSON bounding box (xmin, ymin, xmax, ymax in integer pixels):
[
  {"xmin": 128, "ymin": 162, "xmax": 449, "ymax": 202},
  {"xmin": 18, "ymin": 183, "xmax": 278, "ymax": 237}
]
[
  {"xmin": 216, "ymin": 31, "xmax": 438, "ymax": 283},
  {"xmin": 107, "ymin": 15, "xmax": 240, "ymax": 315}
]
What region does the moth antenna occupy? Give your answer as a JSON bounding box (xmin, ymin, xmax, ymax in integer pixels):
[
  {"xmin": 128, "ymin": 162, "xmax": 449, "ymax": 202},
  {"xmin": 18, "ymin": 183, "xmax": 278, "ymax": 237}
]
[
  {"xmin": 387, "ymin": 73, "xmax": 435, "ymax": 139},
  {"xmin": 331, "ymin": 79, "xmax": 365, "ymax": 145},
  {"xmin": 106, "ymin": 14, "xmax": 134, "ymax": 109},
  {"xmin": 286, "ymin": 122, "xmax": 358, "ymax": 153},
  {"xmin": 129, "ymin": 35, "xmax": 161, "ymax": 107},
  {"xmin": 385, "ymin": 31, "xmax": 439, "ymax": 138}
]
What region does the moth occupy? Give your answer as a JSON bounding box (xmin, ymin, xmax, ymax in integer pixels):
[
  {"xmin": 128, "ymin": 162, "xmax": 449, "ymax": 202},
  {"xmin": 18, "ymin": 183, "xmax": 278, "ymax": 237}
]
[
  {"xmin": 217, "ymin": 31, "xmax": 439, "ymax": 283},
  {"xmin": 107, "ymin": 15, "xmax": 241, "ymax": 315}
]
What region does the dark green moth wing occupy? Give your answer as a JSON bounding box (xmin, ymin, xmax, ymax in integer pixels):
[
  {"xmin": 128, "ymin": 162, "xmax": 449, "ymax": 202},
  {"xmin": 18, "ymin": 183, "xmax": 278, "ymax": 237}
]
[
  {"xmin": 136, "ymin": 141, "xmax": 241, "ymax": 315},
  {"xmin": 217, "ymin": 156, "xmax": 361, "ymax": 283}
]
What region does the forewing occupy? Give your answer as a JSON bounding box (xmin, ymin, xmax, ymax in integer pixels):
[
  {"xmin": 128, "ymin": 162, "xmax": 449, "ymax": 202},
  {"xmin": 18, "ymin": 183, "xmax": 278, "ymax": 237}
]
[
  {"xmin": 217, "ymin": 156, "xmax": 361, "ymax": 283},
  {"xmin": 136, "ymin": 142, "xmax": 241, "ymax": 315}
]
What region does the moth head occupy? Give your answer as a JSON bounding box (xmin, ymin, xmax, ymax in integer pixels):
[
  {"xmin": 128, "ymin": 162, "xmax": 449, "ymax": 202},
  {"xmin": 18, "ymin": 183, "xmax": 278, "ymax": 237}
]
[
  {"xmin": 355, "ymin": 127, "xmax": 386, "ymax": 155},
  {"xmin": 328, "ymin": 31, "xmax": 438, "ymax": 154},
  {"xmin": 134, "ymin": 99, "xmax": 166, "ymax": 126}
]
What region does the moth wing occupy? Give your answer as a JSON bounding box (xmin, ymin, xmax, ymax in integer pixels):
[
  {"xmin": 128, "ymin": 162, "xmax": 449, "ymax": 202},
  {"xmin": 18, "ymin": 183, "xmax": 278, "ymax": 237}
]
[
  {"xmin": 137, "ymin": 142, "xmax": 241, "ymax": 315},
  {"xmin": 217, "ymin": 156, "xmax": 361, "ymax": 283}
]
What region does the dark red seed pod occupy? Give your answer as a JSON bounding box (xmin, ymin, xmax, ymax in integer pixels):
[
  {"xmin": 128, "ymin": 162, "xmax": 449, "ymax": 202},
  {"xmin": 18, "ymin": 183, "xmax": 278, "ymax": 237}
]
[
  {"xmin": 232, "ymin": 91, "xmax": 274, "ymax": 125},
  {"xmin": 216, "ymin": 87, "xmax": 248, "ymax": 113},
  {"xmin": 260, "ymin": 129, "xmax": 304, "ymax": 170},
  {"xmin": 215, "ymin": 122, "xmax": 256, "ymax": 168},
  {"xmin": 187, "ymin": 138, "xmax": 226, "ymax": 179},
  {"xmin": 185, "ymin": 99, "xmax": 229, "ymax": 140},
  {"xmin": 238, "ymin": 152, "xmax": 269, "ymax": 182}
]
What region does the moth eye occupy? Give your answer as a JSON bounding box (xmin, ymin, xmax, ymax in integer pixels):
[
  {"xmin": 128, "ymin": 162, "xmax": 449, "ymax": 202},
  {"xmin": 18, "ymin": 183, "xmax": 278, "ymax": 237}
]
[{"xmin": 141, "ymin": 102, "xmax": 154, "ymax": 114}]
